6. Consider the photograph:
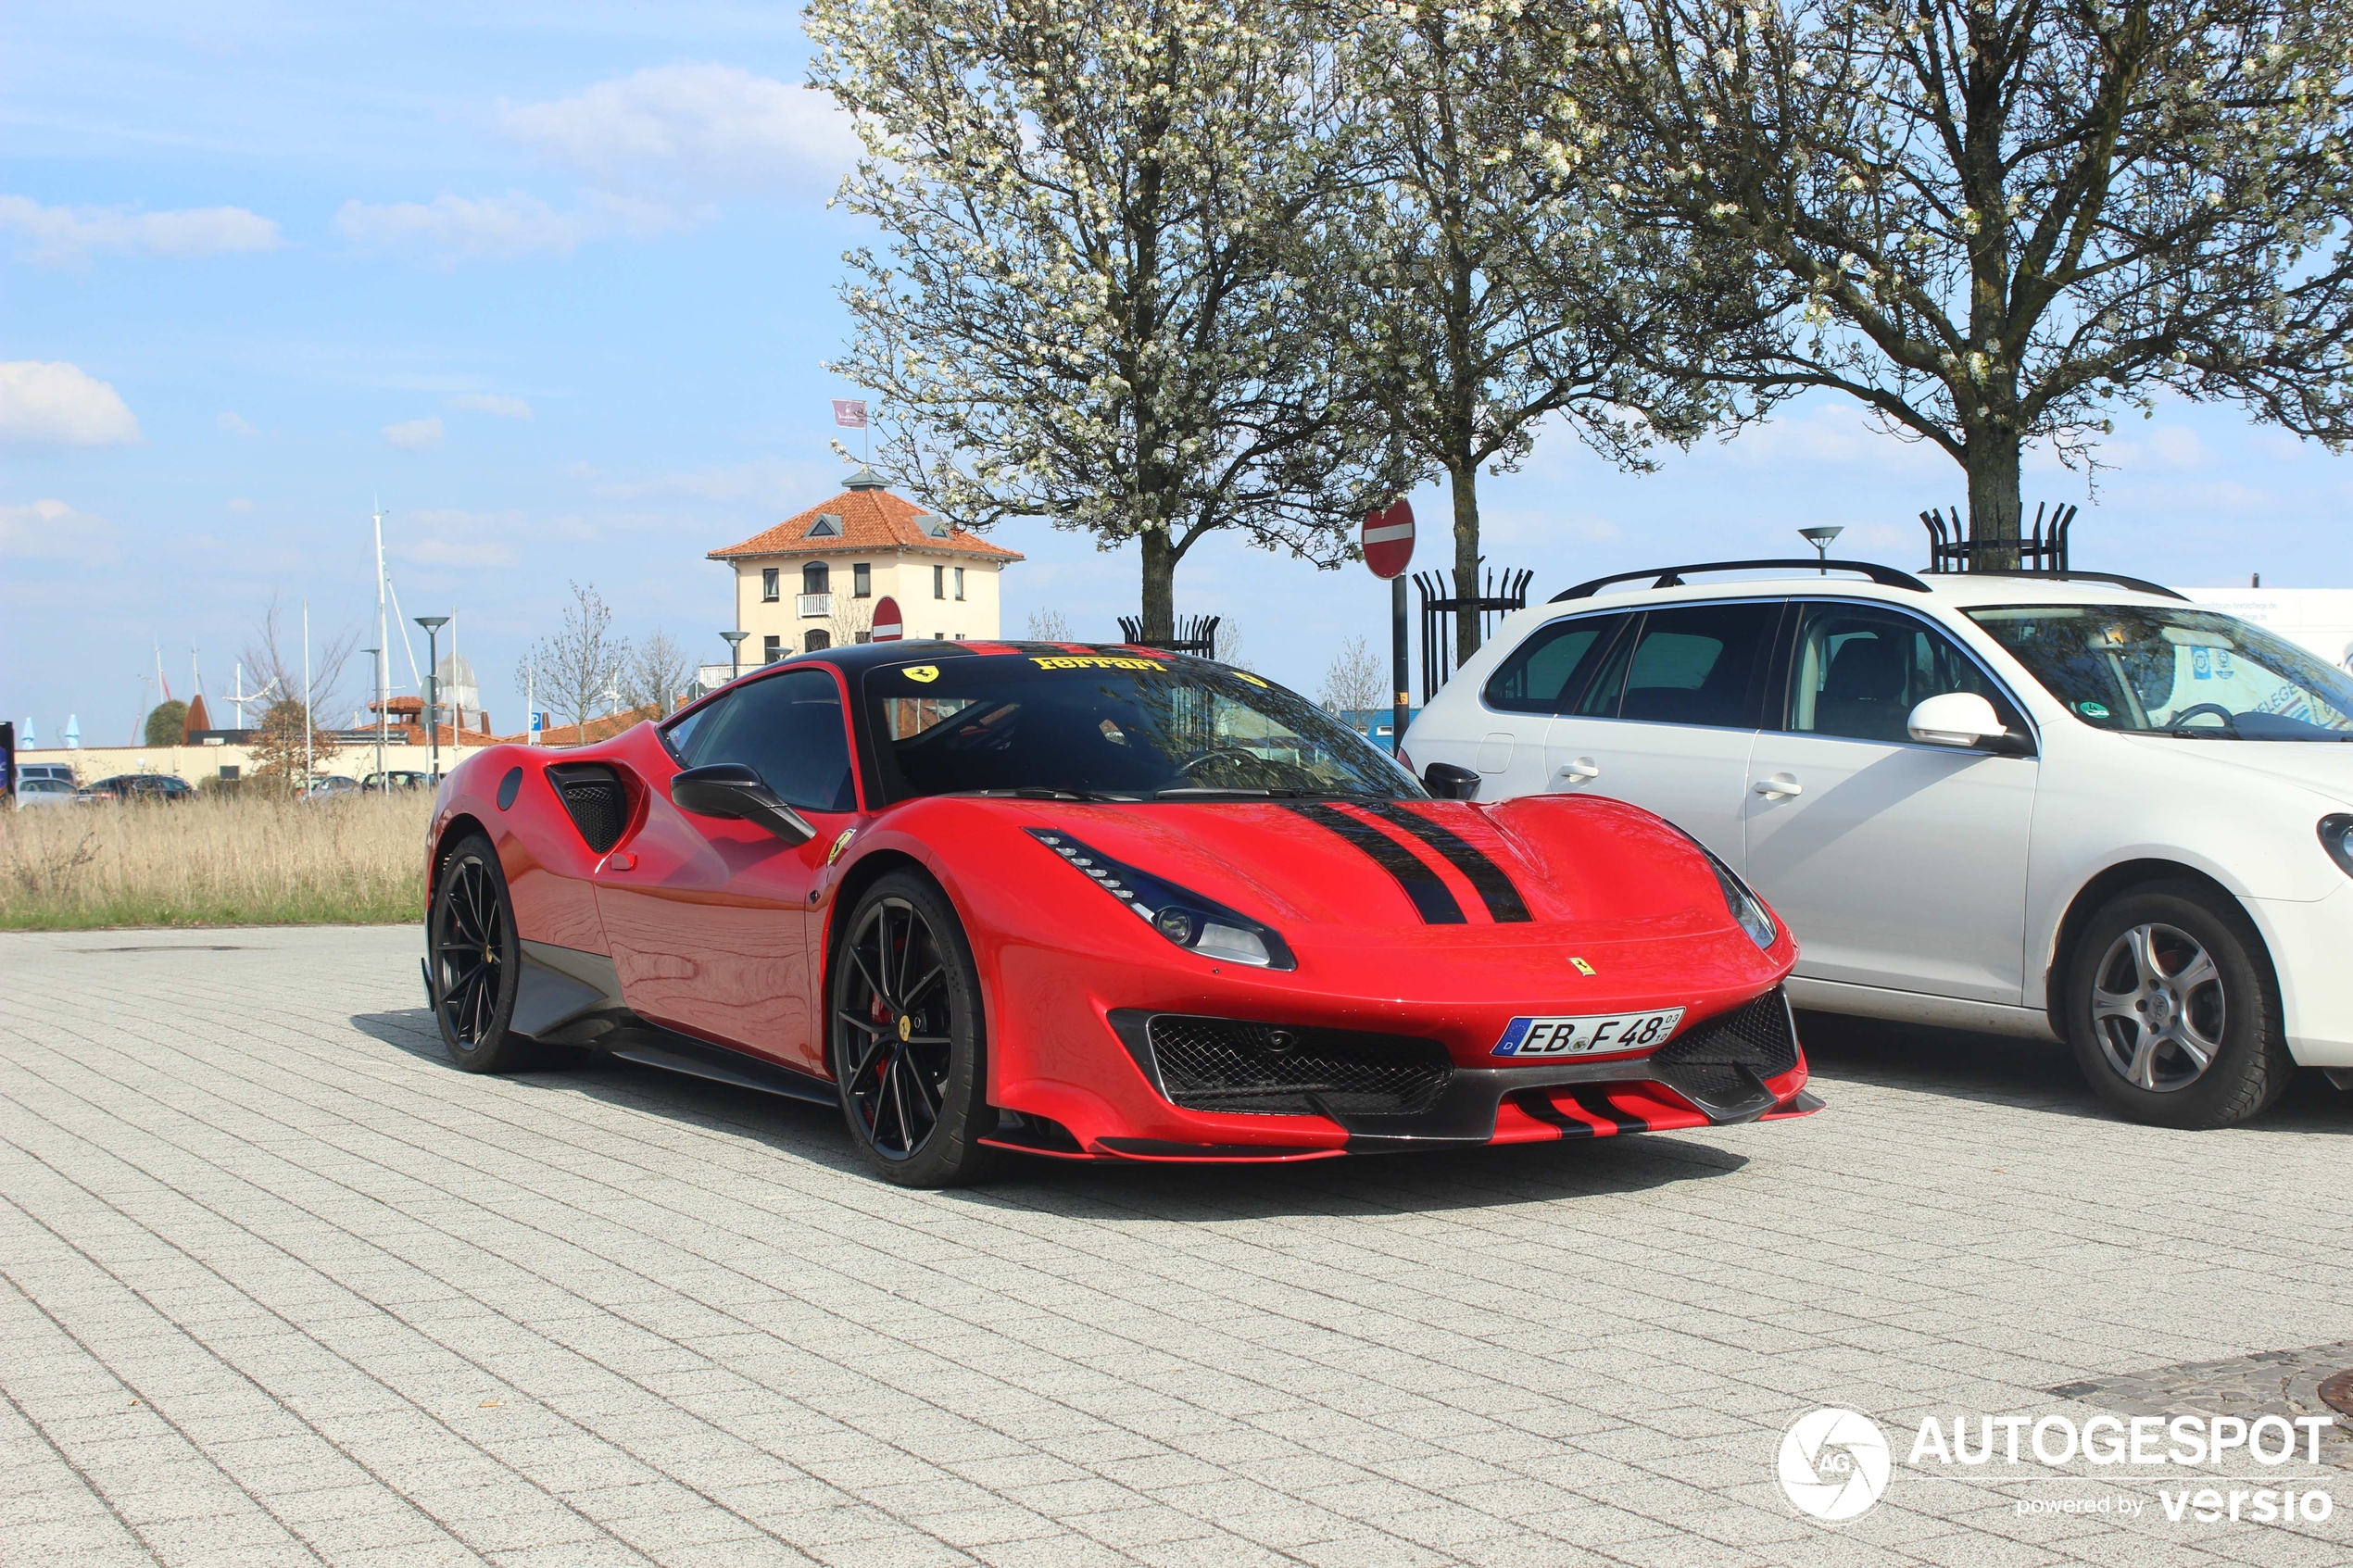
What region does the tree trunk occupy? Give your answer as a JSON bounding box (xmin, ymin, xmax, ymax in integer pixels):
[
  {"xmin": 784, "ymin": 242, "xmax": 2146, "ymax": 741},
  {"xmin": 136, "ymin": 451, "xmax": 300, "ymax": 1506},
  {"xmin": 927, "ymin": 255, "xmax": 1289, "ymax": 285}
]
[
  {"xmin": 1450, "ymin": 462, "xmax": 1481, "ymax": 662},
  {"xmin": 1139, "ymin": 524, "xmax": 1176, "ymax": 643},
  {"xmin": 1964, "ymin": 426, "xmax": 2023, "ymax": 571}
]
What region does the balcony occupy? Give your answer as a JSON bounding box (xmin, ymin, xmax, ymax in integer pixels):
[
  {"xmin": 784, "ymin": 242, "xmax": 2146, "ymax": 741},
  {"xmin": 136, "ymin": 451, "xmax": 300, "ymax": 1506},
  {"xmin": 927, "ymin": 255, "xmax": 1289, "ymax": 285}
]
[{"xmin": 797, "ymin": 593, "xmax": 833, "ymax": 618}]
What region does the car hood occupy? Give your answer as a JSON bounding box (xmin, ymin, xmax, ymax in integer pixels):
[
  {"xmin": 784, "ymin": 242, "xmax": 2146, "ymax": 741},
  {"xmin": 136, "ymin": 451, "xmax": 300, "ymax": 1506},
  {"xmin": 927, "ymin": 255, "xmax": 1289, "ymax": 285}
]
[
  {"xmin": 925, "ymin": 794, "xmax": 1743, "ymax": 943},
  {"xmin": 2122, "ymin": 735, "xmax": 2353, "ymax": 809}
]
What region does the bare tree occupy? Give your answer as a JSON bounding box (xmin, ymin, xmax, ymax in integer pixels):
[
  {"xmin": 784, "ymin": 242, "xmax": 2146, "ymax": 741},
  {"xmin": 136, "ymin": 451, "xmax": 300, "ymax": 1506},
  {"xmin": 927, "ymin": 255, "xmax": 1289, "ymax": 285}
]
[
  {"xmin": 1317, "ymin": 634, "xmax": 1385, "ymax": 716},
  {"xmin": 250, "ymin": 697, "xmax": 340, "ymax": 792},
  {"xmin": 524, "ymin": 583, "xmax": 630, "ymax": 734},
  {"xmin": 1571, "ymin": 0, "xmax": 2353, "ymax": 550},
  {"xmin": 1212, "ymin": 621, "xmax": 1252, "ymax": 672},
  {"xmin": 242, "ymin": 593, "xmax": 359, "ymax": 727},
  {"xmin": 619, "ymin": 629, "xmax": 696, "ymax": 720},
  {"xmin": 825, "ymin": 596, "xmax": 875, "ymax": 650},
  {"xmin": 1025, "ymin": 608, "xmax": 1074, "ymax": 643}
]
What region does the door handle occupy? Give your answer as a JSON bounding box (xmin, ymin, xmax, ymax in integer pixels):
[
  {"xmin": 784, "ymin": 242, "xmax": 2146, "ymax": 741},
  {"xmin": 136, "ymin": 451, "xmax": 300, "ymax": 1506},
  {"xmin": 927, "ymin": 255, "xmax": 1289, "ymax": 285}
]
[
  {"xmin": 1754, "ymin": 775, "xmax": 1803, "ymax": 798},
  {"xmin": 1559, "ymin": 759, "xmax": 1601, "ymax": 782}
]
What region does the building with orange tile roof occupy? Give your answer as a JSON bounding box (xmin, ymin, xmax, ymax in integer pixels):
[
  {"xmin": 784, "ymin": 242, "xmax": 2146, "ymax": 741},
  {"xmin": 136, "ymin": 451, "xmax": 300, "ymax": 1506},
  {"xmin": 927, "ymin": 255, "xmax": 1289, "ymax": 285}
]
[{"xmin": 707, "ymin": 468, "xmax": 1023, "ymax": 666}]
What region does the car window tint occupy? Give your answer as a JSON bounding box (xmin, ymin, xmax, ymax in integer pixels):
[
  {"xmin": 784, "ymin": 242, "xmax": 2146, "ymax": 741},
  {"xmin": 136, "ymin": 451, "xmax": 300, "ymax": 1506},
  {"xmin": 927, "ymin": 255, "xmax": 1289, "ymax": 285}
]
[
  {"xmin": 1609, "ymin": 602, "xmax": 1780, "ymax": 728},
  {"xmin": 1786, "ymin": 603, "xmax": 2015, "ymax": 743},
  {"xmin": 674, "ymin": 670, "xmax": 857, "ymax": 812},
  {"xmin": 1483, "ymin": 615, "xmax": 1621, "ymax": 714}
]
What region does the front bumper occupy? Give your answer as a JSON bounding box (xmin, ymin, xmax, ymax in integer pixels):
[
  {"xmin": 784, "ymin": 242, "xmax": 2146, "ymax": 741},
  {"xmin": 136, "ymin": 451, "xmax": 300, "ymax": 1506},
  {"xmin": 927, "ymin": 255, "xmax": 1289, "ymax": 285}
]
[{"xmin": 984, "ymin": 985, "xmax": 1821, "ymax": 1162}]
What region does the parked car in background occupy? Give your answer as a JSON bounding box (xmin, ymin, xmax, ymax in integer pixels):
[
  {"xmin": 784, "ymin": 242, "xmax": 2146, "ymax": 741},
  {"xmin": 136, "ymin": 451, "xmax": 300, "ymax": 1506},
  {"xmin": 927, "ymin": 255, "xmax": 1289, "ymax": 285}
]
[
  {"xmin": 1403, "ymin": 559, "xmax": 2353, "ymax": 1130},
  {"xmin": 361, "ymin": 770, "xmax": 431, "ymax": 792},
  {"xmin": 19, "ymin": 764, "xmax": 78, "ymax": 785},
  {"xmin": 80, "ymin": 773, "xmax": 195, "ymax": 803},
  {"xmin": 13, "ymin": 777, "xmax": 80, "ymax": 809},
  {"xmin": 305, "ymin": 775, "xmax": 360, "ymax": 798}
]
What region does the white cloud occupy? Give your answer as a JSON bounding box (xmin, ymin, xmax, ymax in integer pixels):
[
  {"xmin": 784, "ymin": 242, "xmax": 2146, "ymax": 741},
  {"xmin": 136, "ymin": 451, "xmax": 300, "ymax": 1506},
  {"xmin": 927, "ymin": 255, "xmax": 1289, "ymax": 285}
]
[
  {"xmin": 498, "ymin": 65, "xmax": 856, "ymax": 197},
  {"xmin": 0, "ymin": 195, "xmax": 282, "ymax": 265},
  {"xmin": 384, "ymin": 414, "xmax": 444, "ymax": 449},
  {"xmin": 334, "ymin": 191, "xmax": 675, "ymax": 266},
  {"xmin": 218, "ymin": 410, "xmax": 255, "ymax": 436},
  {"xmin": 604, "ymin": 455, "xmax": 842, "ymax": 508},
  {"xmin": 449, "ymin": 393, "xmax": 533, "ymax": 420},
  {"xmin": 401, "ymin": 537, "xmax": 516, "ymax": 567},
  {"xmin": 396, "ymin": 509, "xmax": 523, "ymax": 567},
  {"xmin": 226, "ymin": 496, "xmax": 253, "ymax": 515},
  {"xmin": 0, "ymin": 498, "xmax": 117, "ymax": 563},
  {"xmin": 0, "ymin": 361, "xmax": 142, "ymax": 446}
]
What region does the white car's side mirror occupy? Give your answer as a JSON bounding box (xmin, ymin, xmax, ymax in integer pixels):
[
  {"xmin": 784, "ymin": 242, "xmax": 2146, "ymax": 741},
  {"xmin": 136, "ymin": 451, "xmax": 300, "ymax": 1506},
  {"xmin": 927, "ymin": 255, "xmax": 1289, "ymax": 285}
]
[{"xmin": 1907, "ymin": 691, "xmax": 2004, "ymax": 747}]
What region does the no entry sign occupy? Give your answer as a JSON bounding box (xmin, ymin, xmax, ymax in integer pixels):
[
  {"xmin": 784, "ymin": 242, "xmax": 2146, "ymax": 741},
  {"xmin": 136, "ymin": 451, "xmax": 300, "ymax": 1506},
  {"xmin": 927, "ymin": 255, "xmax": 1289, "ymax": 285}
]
[
  {"xmin": 870, "ymin": 596, "xmax": 903, "ymax": 642},
  {"xmin": 1362, "ymin": 500, "xmax": 1416, "ymax": 580}
]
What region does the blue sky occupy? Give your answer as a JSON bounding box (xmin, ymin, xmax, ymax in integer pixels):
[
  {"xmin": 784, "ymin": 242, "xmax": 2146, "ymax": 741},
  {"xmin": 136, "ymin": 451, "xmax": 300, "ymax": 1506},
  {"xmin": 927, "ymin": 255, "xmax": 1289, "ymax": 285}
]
[{"xmin": 7, "ymin": 2, "xmax": 2351, "ymax": 750}]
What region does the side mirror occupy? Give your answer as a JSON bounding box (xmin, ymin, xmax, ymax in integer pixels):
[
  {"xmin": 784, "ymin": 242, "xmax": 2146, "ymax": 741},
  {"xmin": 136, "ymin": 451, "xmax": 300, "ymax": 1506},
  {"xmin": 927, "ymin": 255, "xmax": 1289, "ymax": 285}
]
[
  {"xmin": 1423, "ymin": 761, "xmax": 1481, "ymax": 800},
  {"xmin": 1907, "ymin": 692, "xmax": 2022, "ymax": 752},
  {"xmin": 669, "ymin": 763, "xmax": 816, "ymax": 846}
]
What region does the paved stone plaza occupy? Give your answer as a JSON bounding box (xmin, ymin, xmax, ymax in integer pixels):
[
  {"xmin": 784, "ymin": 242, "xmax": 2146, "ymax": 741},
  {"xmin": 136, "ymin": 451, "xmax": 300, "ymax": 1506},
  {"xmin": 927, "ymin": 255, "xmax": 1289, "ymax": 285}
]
[{"xmin": 4, "ymin": 927, "xmax": 2349, "ymax": 1567}]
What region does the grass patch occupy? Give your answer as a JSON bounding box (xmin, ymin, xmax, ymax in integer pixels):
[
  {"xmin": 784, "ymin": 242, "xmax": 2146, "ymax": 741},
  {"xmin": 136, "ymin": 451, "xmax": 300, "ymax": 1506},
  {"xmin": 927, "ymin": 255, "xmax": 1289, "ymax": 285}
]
[{"xmin": 0, "ymin": 790, "xmax": 434, "ymax": 930}]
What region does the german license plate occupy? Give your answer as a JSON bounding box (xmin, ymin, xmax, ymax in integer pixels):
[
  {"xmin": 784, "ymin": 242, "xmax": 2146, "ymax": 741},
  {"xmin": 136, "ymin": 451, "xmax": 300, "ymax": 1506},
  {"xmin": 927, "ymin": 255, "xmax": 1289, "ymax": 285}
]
[{"xmin": 1491, "ymin": 1009, "xmax": 1684, "ymax": 1058}]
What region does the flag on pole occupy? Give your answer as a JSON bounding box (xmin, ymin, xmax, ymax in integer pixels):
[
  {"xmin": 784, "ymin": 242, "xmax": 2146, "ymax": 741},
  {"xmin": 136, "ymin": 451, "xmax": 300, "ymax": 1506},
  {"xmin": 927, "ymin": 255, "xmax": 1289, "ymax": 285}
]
[{"xmin": 832, "ymin": 399, "xmax": 869, "ymax": 429}]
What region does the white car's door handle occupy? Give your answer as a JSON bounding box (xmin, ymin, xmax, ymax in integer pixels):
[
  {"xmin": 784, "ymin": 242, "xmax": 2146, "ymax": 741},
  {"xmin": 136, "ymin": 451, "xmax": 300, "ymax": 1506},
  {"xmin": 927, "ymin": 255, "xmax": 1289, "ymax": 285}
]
[
  {"xmin": 1559, "ymin": 759, "xmax": 1601, "ymax": 782},
  {"xmin": 1754, "ymin": 774, "xmax": 1803, "ymax": 798}
]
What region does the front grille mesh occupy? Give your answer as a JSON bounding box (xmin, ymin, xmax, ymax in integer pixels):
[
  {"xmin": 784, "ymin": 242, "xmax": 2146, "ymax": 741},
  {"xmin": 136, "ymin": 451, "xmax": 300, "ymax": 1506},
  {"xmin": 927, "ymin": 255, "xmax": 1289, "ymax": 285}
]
[
  {"xmin": 1648, "ymin": 987, "xmax": 1797, "ymax": 1109},
  {"xmin": 547, "ymin": 765, "xmax": 627, "ymax": 854},
  {"xmin": 1146, "ymin": 1015, "xmax": 1452, "ymax": 1118}
]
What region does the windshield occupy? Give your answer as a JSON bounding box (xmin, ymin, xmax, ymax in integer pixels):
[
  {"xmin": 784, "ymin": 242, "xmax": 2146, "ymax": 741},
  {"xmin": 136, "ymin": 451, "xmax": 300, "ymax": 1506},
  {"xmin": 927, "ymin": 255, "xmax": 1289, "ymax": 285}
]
[
  {"xmin": 1965, "ymin": 606, "xmax": 2353, "ymax": 741},
  {"xmin": 860, "ymin": 651, "xmax": 1425, "ymax": 803}
]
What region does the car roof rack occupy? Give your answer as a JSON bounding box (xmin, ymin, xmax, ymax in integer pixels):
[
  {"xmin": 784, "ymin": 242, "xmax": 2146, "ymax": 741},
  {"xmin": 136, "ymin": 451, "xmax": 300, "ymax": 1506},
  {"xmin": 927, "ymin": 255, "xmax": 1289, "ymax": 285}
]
[
  {"xmin": 1935, "ymin": 566, "xmax": 2188, "ymax": 602},
  {"xmin": 1551, "ymin": 559, "xmax": 1931, "ymax": 601}
]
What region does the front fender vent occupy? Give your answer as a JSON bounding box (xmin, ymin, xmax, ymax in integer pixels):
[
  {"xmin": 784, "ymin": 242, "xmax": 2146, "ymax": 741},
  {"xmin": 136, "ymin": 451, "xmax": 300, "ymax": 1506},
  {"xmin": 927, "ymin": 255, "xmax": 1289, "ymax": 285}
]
[{"xmin": 546, "ymin": 763, "xmax": 628, "ymax": 855}]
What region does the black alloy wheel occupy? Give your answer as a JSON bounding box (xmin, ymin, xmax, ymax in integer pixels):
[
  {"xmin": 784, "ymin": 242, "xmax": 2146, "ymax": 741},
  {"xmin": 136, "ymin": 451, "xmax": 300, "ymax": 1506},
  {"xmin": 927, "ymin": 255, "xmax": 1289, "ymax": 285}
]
[
  {"xmin": 428, "ymin": 833, "xmax": 527, "ymax": 1073},
  {"xmin": 2066, "ymin": 881, "xmax": 2292, "ymax": 1129},
  {"xmin": 830, "ymin": 871, "xmax": 997, "ymax": 1186}
]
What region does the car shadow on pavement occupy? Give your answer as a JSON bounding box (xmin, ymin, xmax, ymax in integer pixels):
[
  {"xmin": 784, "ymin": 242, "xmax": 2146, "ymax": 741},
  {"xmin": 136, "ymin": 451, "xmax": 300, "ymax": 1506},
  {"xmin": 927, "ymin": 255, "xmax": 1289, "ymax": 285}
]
[
  {"xmin": 1796, "ymin": 1010, "xmax": 2353, "ymax": 1135},
  {"xmin": 349, "ymin": 1008, "xmax": 1752, "ymax": 1216}
]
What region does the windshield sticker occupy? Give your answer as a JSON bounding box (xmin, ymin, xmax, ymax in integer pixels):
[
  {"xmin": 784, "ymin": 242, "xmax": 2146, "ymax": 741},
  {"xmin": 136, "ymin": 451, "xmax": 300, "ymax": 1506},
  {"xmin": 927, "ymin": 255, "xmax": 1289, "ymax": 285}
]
[
  {"xmin": 901, "ymin": 666, "xmax": 939, "ymax": 684},
  {"xmin": 2193, "ymin": 647, "xmax": 2212, "ymax": 680},
  {"xmin": 2080, "ymin": 700, "xmax": 2110, "ymax": 718},
  {"xmin": 1029, "ymin": 655, "xmax": 1168, "ymax": 672}
]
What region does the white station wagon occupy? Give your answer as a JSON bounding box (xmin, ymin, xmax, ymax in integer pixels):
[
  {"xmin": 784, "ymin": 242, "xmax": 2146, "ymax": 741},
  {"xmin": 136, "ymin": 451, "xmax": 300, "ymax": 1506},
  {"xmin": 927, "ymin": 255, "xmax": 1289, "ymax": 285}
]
[{"xmin": 1402, "ymin": 559, "xmax": 2353, "ymax": 1128}]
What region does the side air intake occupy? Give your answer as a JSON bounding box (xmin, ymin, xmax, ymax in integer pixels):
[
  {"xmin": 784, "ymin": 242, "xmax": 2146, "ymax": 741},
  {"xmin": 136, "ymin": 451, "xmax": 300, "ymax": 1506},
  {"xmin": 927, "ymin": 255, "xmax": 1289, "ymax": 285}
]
[
  {"xmin": 546, "ymin": 764, "xmax": 629, "ymax": 854},
  {"xmin": 1646, "ymin": 986, "xmax": 1798, "ymax": 1117}
]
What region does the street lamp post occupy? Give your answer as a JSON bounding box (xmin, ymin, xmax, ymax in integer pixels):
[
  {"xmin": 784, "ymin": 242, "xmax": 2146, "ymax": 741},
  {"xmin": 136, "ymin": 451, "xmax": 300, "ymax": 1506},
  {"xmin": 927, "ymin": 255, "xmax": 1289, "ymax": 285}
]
[
  {"xmin": 1797, "ymin": 525, "xmax": 1844, "ymax": 575},
  {"xmin": 415, "ymin": 616, "xmax": 449, "ymax": 780},
  {"xmin": 721, "ymin": 630, "xmax": 749, "ymax": 683}
]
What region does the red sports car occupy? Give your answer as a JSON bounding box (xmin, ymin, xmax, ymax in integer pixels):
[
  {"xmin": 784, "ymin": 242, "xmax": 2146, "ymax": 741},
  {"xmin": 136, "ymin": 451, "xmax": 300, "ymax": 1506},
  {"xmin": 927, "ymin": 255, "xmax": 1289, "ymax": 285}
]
[{"xmin": 422, "ymin": 641, "xmax": 1818, "ymax": 1185}]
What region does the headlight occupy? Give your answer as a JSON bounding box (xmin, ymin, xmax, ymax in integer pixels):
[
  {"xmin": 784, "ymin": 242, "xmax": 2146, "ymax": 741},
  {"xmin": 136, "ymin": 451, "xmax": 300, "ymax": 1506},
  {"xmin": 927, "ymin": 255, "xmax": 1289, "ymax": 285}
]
[
  {"xmin": 1027, "ymin": 827, "xmax": 1295, "ymax": 970},
  {"xmin": 2321, "ymin": 814, "xmax": 2353, "ymax": 878},
  {"xmin": 1665, "ymin": 824, "xmax": 1777, "ymax": 949}
]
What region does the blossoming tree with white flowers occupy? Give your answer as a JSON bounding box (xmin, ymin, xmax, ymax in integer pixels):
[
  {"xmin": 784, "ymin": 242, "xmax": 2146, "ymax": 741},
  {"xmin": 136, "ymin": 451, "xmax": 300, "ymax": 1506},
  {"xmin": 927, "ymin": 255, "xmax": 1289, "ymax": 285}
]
[
  {"xmin": 1568, "ymin": 0, "xmax": 2353, "ymax": 555},
  {"xmin": 809, "ymin": 0, "xmax": 1402, "ymax": 638}
]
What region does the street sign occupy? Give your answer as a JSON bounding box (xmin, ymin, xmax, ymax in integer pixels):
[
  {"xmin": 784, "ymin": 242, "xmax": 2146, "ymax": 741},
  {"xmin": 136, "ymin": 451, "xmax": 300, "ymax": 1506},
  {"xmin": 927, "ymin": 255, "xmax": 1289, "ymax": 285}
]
[
  {"xmin": 1362, "ymin": 499, "xmax": 1416, "ymax": 580},
  {"xmin": 871, "ymin": 596, "xmax": 904, "ymax": 642}
]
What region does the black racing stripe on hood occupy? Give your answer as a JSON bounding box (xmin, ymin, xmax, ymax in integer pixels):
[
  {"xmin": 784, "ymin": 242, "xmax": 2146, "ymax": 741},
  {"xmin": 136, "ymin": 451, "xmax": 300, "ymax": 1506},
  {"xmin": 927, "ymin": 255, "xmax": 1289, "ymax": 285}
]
[
  {"xmin": 1284, "ymin": 803, "xmax": 1466, "ymax": 924},
  {"xmin": 1356, "ymin": 803, "xmax": 1531, "ymax": 923}
]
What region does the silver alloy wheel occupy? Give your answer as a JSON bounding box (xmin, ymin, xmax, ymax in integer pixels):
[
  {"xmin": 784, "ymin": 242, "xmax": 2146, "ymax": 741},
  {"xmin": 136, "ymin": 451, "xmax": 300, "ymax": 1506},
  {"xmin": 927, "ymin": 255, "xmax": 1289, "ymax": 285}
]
[{"xmin": 2090, "ymin": 922, "xmax": 2225, "ymax": 1092}]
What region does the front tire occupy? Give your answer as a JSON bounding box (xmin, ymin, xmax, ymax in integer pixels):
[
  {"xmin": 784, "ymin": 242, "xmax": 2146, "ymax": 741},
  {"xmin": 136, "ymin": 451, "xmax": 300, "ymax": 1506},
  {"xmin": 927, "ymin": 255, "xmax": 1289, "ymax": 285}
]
[
  {"xmin": 829, "ymin": 871, "xmax": 999, "ymax": 1186},
  {"xmin": 2065, "ymin": 882, "xmax": 2291, "ymax": 1129},
  {"xmin": 428, "ymin": 833, "xmax": 528, "ymax": 1073}
]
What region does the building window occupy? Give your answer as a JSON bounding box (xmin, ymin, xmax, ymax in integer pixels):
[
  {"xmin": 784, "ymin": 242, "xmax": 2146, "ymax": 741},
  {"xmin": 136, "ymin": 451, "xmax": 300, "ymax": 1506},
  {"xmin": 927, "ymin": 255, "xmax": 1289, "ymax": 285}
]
[
  {"xmin": 762, "ymin": 634, "xmax": 782, "ymax": 664},
  {"xmin": 761, "ymin": 567, "xmax": 780, "ymax": 602},
  {"xmin": 933, "ymin": 564, "xmax": 946, "ymax": 599},
  {"xmin": 953, "ymin": 567, "xmax": 966, "ymax": 601},
  {"xmin": 852, "ymin": 562, "xmax": 871, "ymax": 597},
  {"xmin": 803, "ymin": 561, "xmax": 829, "ymax": 595},
  {"xmin": 805, "ymin": 629, "xmax": 832, "ymax": 652},
  {"xmin": 219, "ymin": 765, "xmax": 240, "ymax": 781}
]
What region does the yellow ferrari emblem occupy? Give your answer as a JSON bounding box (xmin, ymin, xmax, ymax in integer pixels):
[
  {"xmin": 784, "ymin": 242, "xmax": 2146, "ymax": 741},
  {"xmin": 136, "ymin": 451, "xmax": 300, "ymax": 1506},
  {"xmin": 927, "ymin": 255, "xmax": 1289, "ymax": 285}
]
[
  {"xmin": 897, "ymin": 1014, "xmax": 913, "ymax": 1041},
  {"xmin": 827, "ymin": 828, "xmax": 856, "ymax": 865},
  {"xmin": 903, "ymin": 665, "xmax": 939, "ymax": 684},
  {"xmin": 1569, "ymin": 957, "xmax": 1596, "ymax": 976}
]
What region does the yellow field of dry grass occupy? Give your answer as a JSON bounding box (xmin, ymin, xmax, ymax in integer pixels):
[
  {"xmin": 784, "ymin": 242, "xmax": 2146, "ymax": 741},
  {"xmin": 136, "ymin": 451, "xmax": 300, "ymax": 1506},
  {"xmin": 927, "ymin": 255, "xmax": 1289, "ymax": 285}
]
[{"xmin": 0, "ymin": 790, "xmax": 434, "ymax": 929}]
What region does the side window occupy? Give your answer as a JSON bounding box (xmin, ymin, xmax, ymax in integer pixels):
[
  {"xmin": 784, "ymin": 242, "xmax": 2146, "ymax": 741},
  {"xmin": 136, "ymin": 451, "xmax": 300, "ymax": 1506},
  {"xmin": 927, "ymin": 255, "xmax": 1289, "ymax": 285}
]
[
  {"xmin": 1603, "ymin": 602, "xmax": 1781, "ymax": 728},
  {"xmin": 672, "ymin": 670, "xmax": 857, "ymax": 812},
  {"xmin": 1785, "ymin": 603, "xmax": 2014, "ymax": 744},
  {"xmin": 1483, "ymin": 615, "xmax": 1623, "ymax": 714}
]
